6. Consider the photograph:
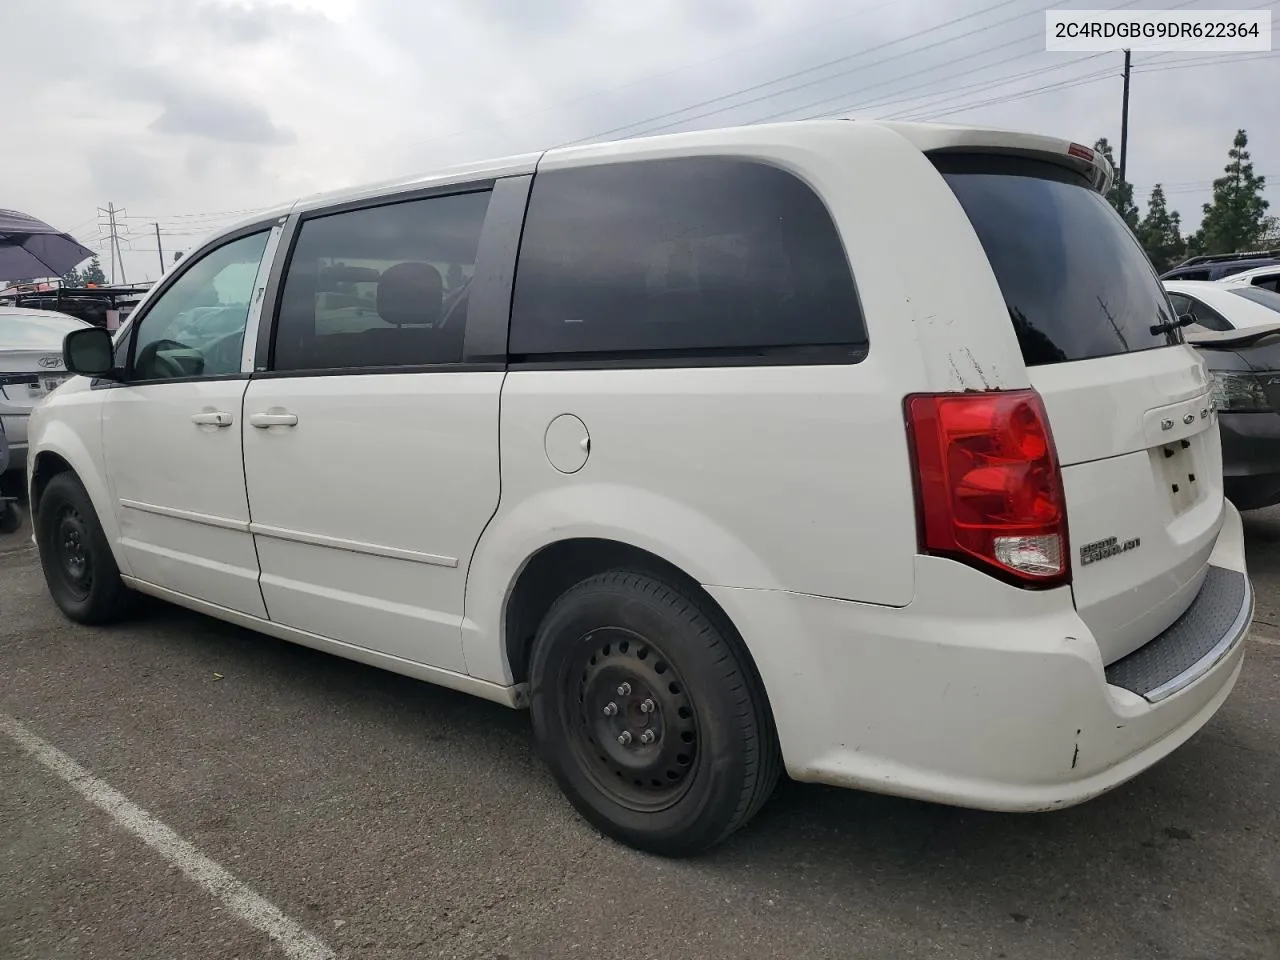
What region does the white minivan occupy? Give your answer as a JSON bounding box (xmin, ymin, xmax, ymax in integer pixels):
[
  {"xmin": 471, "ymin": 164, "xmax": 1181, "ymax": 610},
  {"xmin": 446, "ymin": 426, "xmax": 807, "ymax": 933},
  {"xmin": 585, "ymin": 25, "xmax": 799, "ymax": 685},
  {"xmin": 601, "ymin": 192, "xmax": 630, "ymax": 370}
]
[{"xmin": 29, "ymin": 119, "xmax": 1252, "ymax": 856}]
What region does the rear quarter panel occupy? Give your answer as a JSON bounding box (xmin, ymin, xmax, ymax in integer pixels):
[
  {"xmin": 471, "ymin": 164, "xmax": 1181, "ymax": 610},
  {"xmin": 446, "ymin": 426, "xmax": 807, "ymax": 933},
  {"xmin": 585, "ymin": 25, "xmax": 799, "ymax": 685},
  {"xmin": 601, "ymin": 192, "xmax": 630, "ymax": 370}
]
[{"xmin": 463, "ymin": 123, "xmax": 1033, "ymax": 685}]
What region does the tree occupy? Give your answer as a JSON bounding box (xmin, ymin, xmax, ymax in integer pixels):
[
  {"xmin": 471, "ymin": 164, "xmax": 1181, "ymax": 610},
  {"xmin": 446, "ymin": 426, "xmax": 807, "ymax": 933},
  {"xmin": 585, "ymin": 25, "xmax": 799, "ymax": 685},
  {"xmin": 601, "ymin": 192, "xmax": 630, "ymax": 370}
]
[
  {"xmin": 1254, "ymin": 216, "xmax": 1280, "ymax": 251},
  {"xmin": 1192, "ymin": 129, "xmax": 1270, "ymax": 255},
  {"xmin": 1136, "ymin": 184, "xmax": 1185, "ymax": 274},
  {"xmin": 1094, "ymin": 137, "xmax": 1139, "ymax": 230},
  {"xmin": 62, "ymin": 256, "xmax": 106, "ymax": 287},
  {"xmin": 81, "ymin": 258, "xmax": 106, "ymax": 285}
]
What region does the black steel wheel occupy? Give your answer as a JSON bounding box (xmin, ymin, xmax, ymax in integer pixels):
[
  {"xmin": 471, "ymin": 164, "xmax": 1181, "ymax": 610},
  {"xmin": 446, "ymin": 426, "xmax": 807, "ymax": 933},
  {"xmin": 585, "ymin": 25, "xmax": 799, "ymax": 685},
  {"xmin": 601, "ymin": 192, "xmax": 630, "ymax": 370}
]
[
  {"xmin": 530, "ymin": 570, "xmax": 780, "ymax": 857},
  {"xmin": 567, "ymin": 627, "xmax": 700, "ymax": 812},
  {"xmin": 36, "ymin": 472, "xmax": 135, "ymax": 624},
  {"xmin": 52, "ymin": 501, "xmax": 93, "ymax": 601}
]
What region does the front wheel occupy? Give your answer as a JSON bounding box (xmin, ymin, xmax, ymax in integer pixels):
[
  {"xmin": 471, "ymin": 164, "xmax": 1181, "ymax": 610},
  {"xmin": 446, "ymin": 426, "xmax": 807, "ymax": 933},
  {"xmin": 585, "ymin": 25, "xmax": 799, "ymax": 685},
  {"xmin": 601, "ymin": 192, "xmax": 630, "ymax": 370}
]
[
  {"xmin": 529, "ymin": 570, "xmax": 780, "ymax": 857},
  {"xmin": 36, "ymin": 472, "xmax": 134, "ymax": 624}
]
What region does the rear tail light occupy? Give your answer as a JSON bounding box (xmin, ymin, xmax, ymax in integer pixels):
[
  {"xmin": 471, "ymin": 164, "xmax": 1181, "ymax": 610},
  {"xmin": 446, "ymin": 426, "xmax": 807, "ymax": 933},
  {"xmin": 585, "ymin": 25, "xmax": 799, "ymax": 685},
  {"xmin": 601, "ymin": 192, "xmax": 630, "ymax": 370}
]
[{"xmin": 905, "ymin": 389, "xmax": 1070, "ymax": 589}]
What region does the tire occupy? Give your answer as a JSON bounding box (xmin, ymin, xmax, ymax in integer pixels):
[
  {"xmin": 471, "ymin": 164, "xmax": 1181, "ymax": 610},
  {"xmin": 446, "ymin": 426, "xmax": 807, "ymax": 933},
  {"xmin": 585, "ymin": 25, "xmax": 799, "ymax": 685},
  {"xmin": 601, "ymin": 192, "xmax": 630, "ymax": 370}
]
[
  {"xmin": 0, "ymin": 502, "xmax": 19, "ymax": 535},
  {"xmin": 529, "ymin": 570, "xmax": 780, "ymax": 857},
  {"xmin": 36, "ymin": 472, "xmax": 134, "ymax": 625}
]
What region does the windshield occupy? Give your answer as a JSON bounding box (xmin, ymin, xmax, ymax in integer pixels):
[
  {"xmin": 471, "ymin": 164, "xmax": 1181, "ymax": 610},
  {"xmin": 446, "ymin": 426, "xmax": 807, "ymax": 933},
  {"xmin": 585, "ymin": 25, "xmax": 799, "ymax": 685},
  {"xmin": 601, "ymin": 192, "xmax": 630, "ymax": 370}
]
[
  {"xmin": 0, "ymin": 312, "xmax": 88, "ymax": 348},
  {"xmin": 1231, "ymin": 286, "xmax": 1280, "ymax": 314},
  {"xmin": 935, "ymin": 155, "xmax": 1181, "ymax": 366}
]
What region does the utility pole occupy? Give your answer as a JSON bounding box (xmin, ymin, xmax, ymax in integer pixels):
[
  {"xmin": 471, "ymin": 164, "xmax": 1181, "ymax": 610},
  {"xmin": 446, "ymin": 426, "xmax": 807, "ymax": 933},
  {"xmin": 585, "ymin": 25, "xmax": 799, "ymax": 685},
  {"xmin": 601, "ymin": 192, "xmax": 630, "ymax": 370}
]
[
  {"xmin": 1119, "ymin": 48, "xmax": 1131, "ymax": 185},
  {"xmin": 106, "ymin": 204, "xmax": 115, "ymax": 284},
  {"xmin": 113, "ymin": 204, "xmax": 127, "ymax": 285},
  {"xmin": 98, "ymin": 202, "xmax": 129, "ymax": 285},
  {"xmin": 154, "ymin": 223, "xmax": 165, "ymax": 276}
]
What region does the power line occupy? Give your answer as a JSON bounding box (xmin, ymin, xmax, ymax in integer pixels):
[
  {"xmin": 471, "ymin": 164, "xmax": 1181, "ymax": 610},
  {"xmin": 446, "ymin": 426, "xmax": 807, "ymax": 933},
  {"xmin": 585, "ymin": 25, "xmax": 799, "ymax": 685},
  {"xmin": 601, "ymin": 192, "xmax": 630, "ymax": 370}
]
[
  {"xmin": 892, "ymin": 67, "xmax": 1118, "ymax": 121},
  {"xmin": 120, "ymin": 205, "xmax": 268, "ymax": 221},
  {"xmin": 1135, "ymin": 50, "xmax": 1280, "ymax": 74},
  {"xmin": 398, "ymin": 0, "xmax": 909, "ymax": 152},
  {"xmin": 559, "ymin": 0, "xmax": 1038, "ymax": 146},
  {"xmin": 794, "ymin": 0, "xmax": 1213, "ymax": 122},
  {"xmin": 764, "ymin": 0, "xmax": 1160, "ymax": 123},
  {"xmin": 890, "ymin": 47, "xmax": 1279, "ymax": 123},
  {"xmin": 809, "ymin": 52, "xmax": 1107, "ymax": 120},
  {"xmin": 767, "ymin": 35, "xmax": 1051, "ymax": 122}
]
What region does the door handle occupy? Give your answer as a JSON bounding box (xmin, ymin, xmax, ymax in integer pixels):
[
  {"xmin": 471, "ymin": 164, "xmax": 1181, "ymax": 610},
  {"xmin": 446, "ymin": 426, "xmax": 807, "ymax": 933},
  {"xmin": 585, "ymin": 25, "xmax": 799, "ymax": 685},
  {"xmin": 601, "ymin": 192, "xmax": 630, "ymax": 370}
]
[
  {"xmin": 190, "ymin": 411, "xmax": 234, "ymax": 427},
  {"xmin": 248, "ymin": 411, "xmax": 299, "ymax": 428}
]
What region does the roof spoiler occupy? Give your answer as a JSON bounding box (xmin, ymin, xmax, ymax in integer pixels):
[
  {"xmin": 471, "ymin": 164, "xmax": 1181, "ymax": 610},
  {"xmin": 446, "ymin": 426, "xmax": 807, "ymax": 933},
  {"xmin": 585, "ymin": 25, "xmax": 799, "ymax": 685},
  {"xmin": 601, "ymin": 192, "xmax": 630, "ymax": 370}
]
[{"xmin": 873, "ymin": 122, "xmax": 1113, "ymax": 195}]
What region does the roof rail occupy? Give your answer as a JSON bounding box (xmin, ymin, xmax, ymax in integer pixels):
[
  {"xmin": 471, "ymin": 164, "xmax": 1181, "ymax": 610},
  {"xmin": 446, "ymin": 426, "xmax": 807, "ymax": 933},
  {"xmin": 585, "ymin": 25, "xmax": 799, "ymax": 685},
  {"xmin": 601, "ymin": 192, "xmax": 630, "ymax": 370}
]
[{"xmin": 1176, "ymin": 249, "xmax": 1280, "ymax": 268}]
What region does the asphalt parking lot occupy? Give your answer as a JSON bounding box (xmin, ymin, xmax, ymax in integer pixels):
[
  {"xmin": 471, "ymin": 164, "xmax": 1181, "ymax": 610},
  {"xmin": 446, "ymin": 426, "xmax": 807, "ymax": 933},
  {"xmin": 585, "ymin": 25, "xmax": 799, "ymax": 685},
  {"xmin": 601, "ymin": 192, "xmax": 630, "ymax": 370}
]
[{"xmin": 2, "ymin": 486, "xmax": 1278, "ymax": 960}]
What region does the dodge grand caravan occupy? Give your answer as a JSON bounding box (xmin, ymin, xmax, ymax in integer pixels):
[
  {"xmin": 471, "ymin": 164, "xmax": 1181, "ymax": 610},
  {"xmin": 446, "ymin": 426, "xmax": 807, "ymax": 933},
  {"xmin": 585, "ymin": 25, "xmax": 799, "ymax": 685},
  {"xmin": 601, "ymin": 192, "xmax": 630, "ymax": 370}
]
[{"xmin": 29, "ymin": 120, "xmax": 1252, "ymax": 856}]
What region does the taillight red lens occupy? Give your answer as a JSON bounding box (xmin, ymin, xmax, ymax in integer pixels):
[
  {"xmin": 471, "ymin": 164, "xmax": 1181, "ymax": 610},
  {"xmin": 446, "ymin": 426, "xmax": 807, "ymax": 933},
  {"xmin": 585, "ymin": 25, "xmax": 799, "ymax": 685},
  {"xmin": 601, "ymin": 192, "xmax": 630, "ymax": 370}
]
[
  {"xmin": 1067, "ymin": 142, "xmax": 1095, "ymax": 162},
  {"xmin": 905, "ymin": 389, "xmax": 1070, "ymax": 589}
]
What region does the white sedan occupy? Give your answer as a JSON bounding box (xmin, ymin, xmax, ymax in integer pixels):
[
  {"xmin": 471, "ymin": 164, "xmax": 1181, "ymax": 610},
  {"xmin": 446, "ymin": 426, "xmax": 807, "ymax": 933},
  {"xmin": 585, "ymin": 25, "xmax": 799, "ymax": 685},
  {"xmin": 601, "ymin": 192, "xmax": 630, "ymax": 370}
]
[
  {"xmin": 1216, "ymin": 262, "xmax": 1280, "ymax": 294},
  {"xmin": 0, "ymin": 307, "xmax": 90, "ymax": 475},
  {"xmin": 1163, "ymin": 279, "xmax": 1280, "ymax": 332}
]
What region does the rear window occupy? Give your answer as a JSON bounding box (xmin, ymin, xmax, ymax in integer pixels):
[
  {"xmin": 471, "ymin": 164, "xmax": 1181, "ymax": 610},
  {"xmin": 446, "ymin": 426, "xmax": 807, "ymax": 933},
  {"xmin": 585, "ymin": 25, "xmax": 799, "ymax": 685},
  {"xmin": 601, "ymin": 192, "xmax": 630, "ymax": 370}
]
[
  {"xmin": 509, "ymin": 157, "xmax": 865, "ymax": 361},
  {"xmin": 935, "ymin": 155, "xmax": 1181, "ymax": 367},
  {"xmin": 1231, "ymin": 286, "xmax": 1280, "ymax": 313}
]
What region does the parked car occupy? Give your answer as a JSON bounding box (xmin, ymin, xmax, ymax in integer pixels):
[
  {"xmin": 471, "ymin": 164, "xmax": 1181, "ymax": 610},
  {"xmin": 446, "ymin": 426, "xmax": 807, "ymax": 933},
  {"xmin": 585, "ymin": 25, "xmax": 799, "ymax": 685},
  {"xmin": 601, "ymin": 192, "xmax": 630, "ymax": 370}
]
[
  {"xmin": 1217, "ymin": 262, "xmax": 1280, "ymax": 294},
  {"xmin": 1160, "ymin": 249, "xmax": 1280, "ymax": 282},
  {"xmin": 1164, "ymin": 279, "xmax": 1280, "ymax": 332},
  {"xmin": 0, "ymin": 419, "xmax": 20, "ymax": 533},
  {"xmin": 1164, "ymin": 281, "xmax": 1280, "ymax": 509},
  {"xmin": 0, "ymin": 307, "xmax": 89, "ymax": 475},
  {"xmin": 29, "ymin": 119, "xmax": 1251, "ymax": 856}
]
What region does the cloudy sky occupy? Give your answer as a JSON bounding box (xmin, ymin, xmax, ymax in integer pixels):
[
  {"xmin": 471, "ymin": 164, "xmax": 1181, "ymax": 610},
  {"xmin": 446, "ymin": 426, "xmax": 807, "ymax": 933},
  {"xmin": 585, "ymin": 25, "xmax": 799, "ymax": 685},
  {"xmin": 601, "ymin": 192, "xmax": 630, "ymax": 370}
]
[{"xmin": 2, "ymin": 0, "xmax": 1276, "ymax": 283}]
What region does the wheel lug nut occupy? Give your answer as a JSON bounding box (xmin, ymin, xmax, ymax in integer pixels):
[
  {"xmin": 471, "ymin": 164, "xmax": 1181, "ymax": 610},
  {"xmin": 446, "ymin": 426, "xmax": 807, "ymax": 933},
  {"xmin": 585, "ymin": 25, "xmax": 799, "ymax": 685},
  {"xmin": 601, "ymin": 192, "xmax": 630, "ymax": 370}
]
[
  {"xmin": 639, "ymin": 730, "xmax": 656, "ymax": 745},
  {"xmin": 617, "ymin": 731, "xmax": 633, "ymax": 745},
  {"xmin": 616, "ymin": 682, "xmax": 631, "ymax": 696},
  {"xmin": 639, "ymin": 699, "xmax": 655, "ymax": 714},
  {"xmin": 602, "ymin": 701, "xmax": 618, "ymax": 717}
]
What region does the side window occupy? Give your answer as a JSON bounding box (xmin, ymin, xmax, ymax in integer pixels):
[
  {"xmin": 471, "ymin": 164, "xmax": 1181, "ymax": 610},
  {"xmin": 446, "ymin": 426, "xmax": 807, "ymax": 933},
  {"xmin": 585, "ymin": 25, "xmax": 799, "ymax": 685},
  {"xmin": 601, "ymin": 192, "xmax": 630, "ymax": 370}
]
[
  {"xmin": 130, "ymin": 231, "xmax": 270, "ymax": 381},
  {"xmin": 1184, "ymin": 297, "xmax": 1232, "ymax": 331},
  {"xmin": 1253, "ymin": 274, "xmax": 1280, "ymax": 294},
  {"xmin": 271, "ymin": 190, "xmax": 492, "ymax": 372},
  {"xmin": 1167, "ymin": 293, "xmax": 1191, "ymax": 317},
  {"xmin": 509, "ymin": 157, "xmax": 865, "ymax": 359}
]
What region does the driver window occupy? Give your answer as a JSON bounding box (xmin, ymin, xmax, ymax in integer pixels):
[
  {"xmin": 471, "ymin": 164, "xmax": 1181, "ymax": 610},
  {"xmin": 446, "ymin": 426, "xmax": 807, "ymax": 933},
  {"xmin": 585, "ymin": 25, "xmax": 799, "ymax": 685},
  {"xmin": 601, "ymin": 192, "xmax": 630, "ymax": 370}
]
[{"xmin": 130, "ymin": 231, "xmax": 270, "ymax": 381}]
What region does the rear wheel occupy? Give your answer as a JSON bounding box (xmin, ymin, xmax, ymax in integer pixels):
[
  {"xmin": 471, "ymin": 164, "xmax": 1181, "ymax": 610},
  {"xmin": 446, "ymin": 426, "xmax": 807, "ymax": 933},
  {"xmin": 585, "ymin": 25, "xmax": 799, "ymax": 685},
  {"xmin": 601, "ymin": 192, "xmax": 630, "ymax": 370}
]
[
  {"xmin": 36, "ymin": 473, "xmax": 134, "ymax": 624},
  {"xmin": 529, "ymin": 570, "xmax": 779, "ymax": 856}
]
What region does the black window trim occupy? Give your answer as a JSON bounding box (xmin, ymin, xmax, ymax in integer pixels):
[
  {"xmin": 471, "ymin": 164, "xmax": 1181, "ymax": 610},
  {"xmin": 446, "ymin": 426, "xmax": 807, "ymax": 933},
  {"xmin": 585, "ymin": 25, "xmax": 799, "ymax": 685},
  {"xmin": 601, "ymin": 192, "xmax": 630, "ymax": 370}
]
[
  {"xmin": 505, "ymin": 154, "xmax": 870, "ymax": 371},
  {"xmin": 253, "ymin": 175, "xmax": 525, "ymax": 379},
  {"xmin": 506, "ymin": 343, "xmax": 870, "ymax": 371},
  {"xmin": 105, "ymin": 216, "xmax": 283, "ymax": 389}
]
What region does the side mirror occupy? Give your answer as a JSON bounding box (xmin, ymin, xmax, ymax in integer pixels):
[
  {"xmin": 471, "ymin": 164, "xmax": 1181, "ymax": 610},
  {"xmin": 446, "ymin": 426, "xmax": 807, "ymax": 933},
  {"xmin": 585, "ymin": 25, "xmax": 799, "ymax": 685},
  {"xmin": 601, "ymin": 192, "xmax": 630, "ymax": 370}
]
[{"xmin": 63, "ymin": 327, "xmax": 116, "ymax": 378}]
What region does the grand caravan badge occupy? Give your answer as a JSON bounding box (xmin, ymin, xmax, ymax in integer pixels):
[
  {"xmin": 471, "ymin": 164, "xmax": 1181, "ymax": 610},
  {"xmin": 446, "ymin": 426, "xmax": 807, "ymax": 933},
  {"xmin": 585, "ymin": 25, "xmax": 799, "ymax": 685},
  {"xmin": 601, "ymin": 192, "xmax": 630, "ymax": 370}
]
[{"xmin": 1080, "ymin": 535, "xmax": 1141, "ymax": 567}]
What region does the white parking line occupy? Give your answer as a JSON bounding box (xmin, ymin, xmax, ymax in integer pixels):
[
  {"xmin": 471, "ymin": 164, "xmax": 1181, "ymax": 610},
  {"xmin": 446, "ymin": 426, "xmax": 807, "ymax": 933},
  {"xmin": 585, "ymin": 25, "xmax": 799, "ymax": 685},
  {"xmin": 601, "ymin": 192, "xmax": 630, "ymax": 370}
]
[{"xmin": 0, "ymin": 714, "xmax": 335, "ymax": 960}]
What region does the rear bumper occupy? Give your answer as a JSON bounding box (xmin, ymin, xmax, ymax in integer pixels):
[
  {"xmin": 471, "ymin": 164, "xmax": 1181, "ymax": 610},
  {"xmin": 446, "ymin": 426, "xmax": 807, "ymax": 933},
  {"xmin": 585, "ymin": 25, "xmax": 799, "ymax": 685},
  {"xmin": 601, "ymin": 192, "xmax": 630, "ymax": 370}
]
[
  {"xmin": 1, "ymin": 441, "xmax": 26, "ymax": 475},
  {"xmin": 1219, "ymin": 412, "xmax": 1280, "ymax": 509},
  {"xmin": 0, "ymin": 413, "xmax": 28, "ymax": 475},
  {"xmin": 707, "ymin": 501, "xmax": 1251, "ymax": 812}
]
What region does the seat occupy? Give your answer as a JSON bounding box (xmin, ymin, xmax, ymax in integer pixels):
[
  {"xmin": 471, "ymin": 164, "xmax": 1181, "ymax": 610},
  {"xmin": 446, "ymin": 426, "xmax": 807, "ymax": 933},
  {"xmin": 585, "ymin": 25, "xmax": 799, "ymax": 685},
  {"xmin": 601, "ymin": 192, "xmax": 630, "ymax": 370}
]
[{"xmin": 338, "ymin": 261, "xmax": 458, "ymax": 367}]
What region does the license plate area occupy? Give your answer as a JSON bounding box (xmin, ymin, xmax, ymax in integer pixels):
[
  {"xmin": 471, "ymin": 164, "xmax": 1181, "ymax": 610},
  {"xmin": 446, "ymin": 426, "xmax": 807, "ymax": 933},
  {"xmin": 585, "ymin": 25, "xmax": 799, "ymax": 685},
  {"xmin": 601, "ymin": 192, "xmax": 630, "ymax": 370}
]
[
  {"xmin": 1156, "ymin": 436, "xmax": 1204, "ymax": 515},
  {"xmin": 41, "ymin": 375, "xmax": 68, "ymax": 394}
]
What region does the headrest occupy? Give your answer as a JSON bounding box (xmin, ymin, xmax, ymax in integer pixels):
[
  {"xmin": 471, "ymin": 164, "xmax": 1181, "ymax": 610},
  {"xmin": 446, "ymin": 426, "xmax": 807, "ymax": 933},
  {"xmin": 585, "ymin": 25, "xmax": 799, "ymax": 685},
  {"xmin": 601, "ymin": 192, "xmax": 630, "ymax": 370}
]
[{"xmin": 376, "ymin": 262, "xmax": 443, "ymax": 327}]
